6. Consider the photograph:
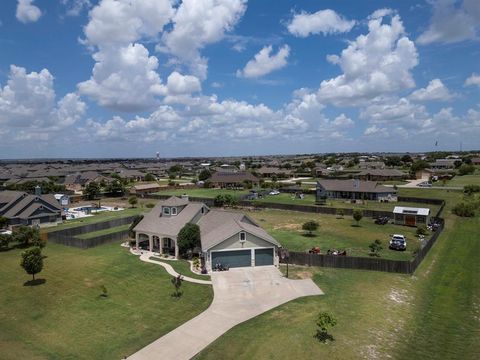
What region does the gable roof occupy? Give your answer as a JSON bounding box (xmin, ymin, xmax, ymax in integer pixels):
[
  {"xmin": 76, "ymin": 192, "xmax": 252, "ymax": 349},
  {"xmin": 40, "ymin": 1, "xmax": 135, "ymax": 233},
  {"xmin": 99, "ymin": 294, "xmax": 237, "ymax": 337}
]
[
  {"xmin": 197, "ymin": 209, "xmax": 279, "ymax": 251},
  {"xmin": 0, "ymin": 190, "xmax": 62, "ymax": 220},
  {"xmin": 393, "ymin": 206, "xmax": 430, "ymax": 216},
  {"xmin": 210, "ymin": 171, "xmax": 259, "ymax": 183}
]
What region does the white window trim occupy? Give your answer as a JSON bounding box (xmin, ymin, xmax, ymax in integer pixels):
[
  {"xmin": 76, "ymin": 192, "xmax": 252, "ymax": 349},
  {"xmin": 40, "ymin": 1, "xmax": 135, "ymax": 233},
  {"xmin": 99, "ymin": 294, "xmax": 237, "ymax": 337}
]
[
  {"xmin": 239, "ymin": 231, "xmax": 246, "ymax": 242},
  {"xmin": 171, "ymin": 207, "xmax": 177, "ymax": 216},
  {"xmin": 163, "ymin": 207, "xmax": 170, "ymax": 215}
]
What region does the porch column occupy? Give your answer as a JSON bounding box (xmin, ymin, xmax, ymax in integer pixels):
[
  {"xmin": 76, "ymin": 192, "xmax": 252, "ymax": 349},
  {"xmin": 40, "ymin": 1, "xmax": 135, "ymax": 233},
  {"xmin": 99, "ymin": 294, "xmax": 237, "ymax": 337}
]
[
  {"xmin": 159, "ymin": 237, "xmax": 163, "ymax": 255},
  {"xmin": 174, "ymin": 239, "xmax": 179, "ymax": 259},
  {"xmin": 135, "ymin": 232, "xmax": 139, "ymax": 250},
  {"xmin": 149, "ymin": 235, "xmax": 153, "ymax": 252}
]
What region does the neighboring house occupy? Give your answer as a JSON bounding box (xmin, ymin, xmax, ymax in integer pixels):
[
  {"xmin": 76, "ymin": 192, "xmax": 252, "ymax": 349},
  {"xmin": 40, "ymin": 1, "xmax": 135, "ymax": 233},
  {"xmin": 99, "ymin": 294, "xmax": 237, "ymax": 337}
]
[
  {"xmin": 316, "ymin": 179, "xmax": 397, "ymax": 202},
  {"xmin": 429, "ymin": 159, "xmax": 456, "ymax": 169},
  {"xmin": 471, "ymin": 157, "xmax": 480, "ymax": 166},
  {"xmin": 357, "ymin": 169, "xmax": 408, "ymax": 181},
  {"xmin": 415, "ymin": 168, "xmax": 455, "ymax": 180},
  {"xmin": 256, "ymin": 167, "xmax": 293, "ymax": 178},
  {"xmin": 129, "ymin": 183, "xmax": 162, "ymax": 196},
  {"xmin": 210, "ymin": 171, "xmax": 259, "ymax": 188},
  {"xmin": 133, "ymin": 196, "xmax": 280, "ymax": 270},
  {"xmin": 358, "ymin": 161, "xmax": 385, "ymax": 169},
  {"xmin": 0, "ymin": 190, "xmax": 63, "ymax": 227},
  {"xmin": 54, "ymin": 194, "xmax": 70, "ymax": 206},
  {"xmin": 393, "ymin": 206, "xmax": 430, "ymax": 227},
  {"xmin": 114, "ymin": 169, "xmax": 146, "ymax": 181}
]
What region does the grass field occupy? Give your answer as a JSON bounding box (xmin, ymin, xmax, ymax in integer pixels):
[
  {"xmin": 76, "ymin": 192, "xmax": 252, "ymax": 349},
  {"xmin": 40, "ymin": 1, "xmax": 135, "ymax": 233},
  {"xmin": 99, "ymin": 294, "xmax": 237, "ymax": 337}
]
[
  {"xmin": 44, "ymin": 208, "xmax": 144, "ymax": 233},
  {"xmin": 444, "ymin": 173, "xmax": 480, "ymax": 187},
  {"xmin": 246, "ymin": 209, "xmax": 422, "ymax": 260},
  {"xmin": 149, "ymin": 257, "xmax": 211, "ymax": 281},
  {"xmin": 195, "ymin": 186, "xmax": 480, "ymax": 359},
  {"xmin": 154, "ymin": 188, "xmax": 251, "ymax": 199},
  {"xmin": 76, "ymin": 224, "xmax": 130, "ymax": 240},
  {"xmin": 0, "ymin": 242, "xmax": 213, "ymax": 360}
]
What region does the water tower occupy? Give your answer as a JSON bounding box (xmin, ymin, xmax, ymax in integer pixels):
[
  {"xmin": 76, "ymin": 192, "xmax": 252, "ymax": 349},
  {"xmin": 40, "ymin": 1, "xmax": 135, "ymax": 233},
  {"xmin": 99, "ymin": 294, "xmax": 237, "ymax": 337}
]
[{"xmin": 156, "ymin": 152, "xmax": 160, "ymax": 161}]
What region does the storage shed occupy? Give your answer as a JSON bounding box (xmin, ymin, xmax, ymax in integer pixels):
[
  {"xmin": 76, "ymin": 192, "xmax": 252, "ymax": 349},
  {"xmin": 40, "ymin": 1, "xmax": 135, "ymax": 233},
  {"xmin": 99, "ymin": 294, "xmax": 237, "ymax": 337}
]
[{"xmin": 393, "ymin": 206, "xmax": 430, "ymax": 227}]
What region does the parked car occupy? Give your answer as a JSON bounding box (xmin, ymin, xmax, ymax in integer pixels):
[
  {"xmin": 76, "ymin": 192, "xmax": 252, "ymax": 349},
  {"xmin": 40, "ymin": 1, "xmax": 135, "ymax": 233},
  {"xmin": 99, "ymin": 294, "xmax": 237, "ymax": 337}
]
[
  {"xmin": 417, "ymin": 181, "xmax": 432, "ymax": 187},
  {"xmin": 389, "ymin": 234, "xmax": 407, "ymax": 250},
  {"xmin": 374, "ymin": 216, "xmax": 390, "ymax": 225},
  {"xmin": 269, "ymin": 190, "xmax": 280, "ymax": 195}
]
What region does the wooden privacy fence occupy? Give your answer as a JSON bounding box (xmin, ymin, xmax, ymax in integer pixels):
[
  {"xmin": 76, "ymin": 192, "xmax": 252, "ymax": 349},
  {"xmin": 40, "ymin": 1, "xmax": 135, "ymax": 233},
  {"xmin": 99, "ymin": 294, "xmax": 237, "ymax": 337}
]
[
  {"xmin": 281, "ymin": 218, "xmax": 444, "ymax": 274},
  {"xmin": 145, "ymin": 194, "xmax": 445, "ymax": 218},
  {"xmin": 46, "ymin": 215, "xmax": 137, "ymax": 249}
]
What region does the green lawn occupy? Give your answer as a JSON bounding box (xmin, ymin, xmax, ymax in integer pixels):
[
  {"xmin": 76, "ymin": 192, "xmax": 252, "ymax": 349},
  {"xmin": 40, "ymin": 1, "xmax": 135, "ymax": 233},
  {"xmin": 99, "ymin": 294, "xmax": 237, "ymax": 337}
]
[
  {"xmin": 0, "ymin": 242, "xmax": 213, "ymax": 360},
  {"xmin": 246, "ymin": 209, "xmax": 422, "ymax": 260},
  {"xmin": 196, "ymin": 188, "xmax": 480, "ymax": 360},
  {"xmin": 443, "ymin": 173, "xmax": 480, "ymax": 187},
  {"xmin": 44, "ymin": 208, "xmax": 144, "ymax": 233},
  {"xmin": 154, "ymin": 188, "xmax": 251, "ymax": 199},
  {"xmin": 76, "ymin": 224, "xmax": 130, "ymax": 240},
  {"xmin": 149, "ymin": 257, "xmax": 211, "ymax": 281}
]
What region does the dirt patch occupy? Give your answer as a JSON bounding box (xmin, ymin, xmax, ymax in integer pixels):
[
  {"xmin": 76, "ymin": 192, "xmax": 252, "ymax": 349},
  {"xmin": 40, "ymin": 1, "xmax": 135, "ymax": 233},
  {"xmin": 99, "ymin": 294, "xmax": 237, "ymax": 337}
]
[
  {"xmin": 387, "ymin": 288, "xmax": 411, "ymax": 305},
  {"xmin": 294, "ymin": 271, "xmax": 313, "ymax": 279},
  {"xmin": 273, "ymin": 223, "xmax": 300, "ymax": 230}
]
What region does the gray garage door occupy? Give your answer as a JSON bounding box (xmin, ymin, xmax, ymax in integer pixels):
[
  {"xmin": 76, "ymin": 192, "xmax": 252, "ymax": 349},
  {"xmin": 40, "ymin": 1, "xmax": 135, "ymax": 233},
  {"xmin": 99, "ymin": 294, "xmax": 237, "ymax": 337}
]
[
  {"xmin": 254, "ymin": 248, "xmax": 274, "ymax": 266},
  {"xmin": 211, "ymin": 250, "xmax": 251, "ymax": 268}
]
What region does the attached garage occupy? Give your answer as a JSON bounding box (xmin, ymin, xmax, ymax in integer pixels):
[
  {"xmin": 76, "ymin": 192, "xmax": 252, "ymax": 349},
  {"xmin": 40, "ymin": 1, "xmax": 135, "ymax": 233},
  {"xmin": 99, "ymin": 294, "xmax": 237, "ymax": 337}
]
[
  {"xmin": 211, "ymin": 249, "xmax": 251, "ymax": 268},
  {"xmin": 254, "ymin": 248, "xmax": 274, "ymax": 266}
]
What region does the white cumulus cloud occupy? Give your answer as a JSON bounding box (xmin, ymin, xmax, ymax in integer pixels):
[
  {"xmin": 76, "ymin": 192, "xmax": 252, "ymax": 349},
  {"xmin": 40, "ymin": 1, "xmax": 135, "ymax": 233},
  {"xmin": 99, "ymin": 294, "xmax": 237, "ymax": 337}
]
[
  {"xmin": 465, "ymin": 73, "xmax": 480, "ymax": 87},
  {"xmin": 317, "ymin": 10, "xmax": 418, "ymax": 106},
  {"xmin": 159, "ymin": 0, "xmax": 247, "ymax": 79},
  {"xmin": 409, "ymin": 79, "xmax": 453, "ymax": 102},
  {"xmin": 16, "ymin": 0, "xmax": 42, "ymax": 23},
  {"xmin": 287, "ymin": 9, "xmax": 355, "ymax": 37},
  {"xmin": 236, "ymin": 45, "xmax": 290, "ymax": 79}
]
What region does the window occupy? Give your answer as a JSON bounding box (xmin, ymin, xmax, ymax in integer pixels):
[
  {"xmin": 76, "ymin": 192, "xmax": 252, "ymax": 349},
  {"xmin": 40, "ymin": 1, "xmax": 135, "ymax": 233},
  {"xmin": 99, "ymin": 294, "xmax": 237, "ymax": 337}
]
[
  {"xmin": 171, "ymin": 207, "xmax": 177, "ymax": 216},
  {"xmin": 163, "ymin": 207, "xmax": 170, "ymax": 215},
  {"xmin": 239, "ymin": 231, "xmax": 246, "ymax": 242}
]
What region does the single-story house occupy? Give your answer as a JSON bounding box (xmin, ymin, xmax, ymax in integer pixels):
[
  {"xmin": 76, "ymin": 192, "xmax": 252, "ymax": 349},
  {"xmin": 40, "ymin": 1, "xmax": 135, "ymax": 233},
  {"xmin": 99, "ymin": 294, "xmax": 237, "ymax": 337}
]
[
  {"xmin": 256, "ymin": 166, "xmax": 293, "ymax": 178},
  {"xmin": 129, "ymin": 183, "xmax": 162, "ymax": 196},
  {"xmin": 316, "ymin": 179, "xmax": 397, "ymax": 202},
  {"xmin": 429, "ymin": 159, "xmax": 456, "ymax": 169},
  {"xmin": 54, "ymin": 193, "xmax": 70, "ymax": 206},
  {"xmin": 133, "ymin": 196, "xmax": 280, "ymax": 271},
  {"xmin": 393, "ymin": 206, "xmax": 430, "ymax": 227},
  {"xmin": 0, "ymin": 190, "xmax": 63, "ymax": 227},
  {"xmin": 471, "ymin": 157, "xmax": 480, "ymax": 166},
  {"xmin": 358, "ymin": 161, "xmax": 385, "ymax": 170},
  {"xmin": 357, "ymin": 169, "xmax": 408, "ymax": 181},
  {"xmin": 210, "ymin": 171, "xmax": 259, "ymax": 188}
]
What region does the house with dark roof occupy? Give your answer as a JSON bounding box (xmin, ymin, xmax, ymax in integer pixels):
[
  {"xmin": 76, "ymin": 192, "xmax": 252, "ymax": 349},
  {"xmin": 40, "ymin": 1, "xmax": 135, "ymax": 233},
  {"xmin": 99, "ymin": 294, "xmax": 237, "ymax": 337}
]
[
  {"xmin": 210, "ymin": 171, "xmax": 259, "ymax": 188},
  {"xmin": 316, "ymin": 179, "xmax": 397, "ymax": 202},
  {"xmin": 0, "ymin": 190, "xmax": 63, "ymax": 227},
  {"xmin": 133, "ymin": 196, "xmax": 280, "ymax": 271},
  {"xmin": 357, "ymin": 169, "xmax": 408, "ymax": 181}
]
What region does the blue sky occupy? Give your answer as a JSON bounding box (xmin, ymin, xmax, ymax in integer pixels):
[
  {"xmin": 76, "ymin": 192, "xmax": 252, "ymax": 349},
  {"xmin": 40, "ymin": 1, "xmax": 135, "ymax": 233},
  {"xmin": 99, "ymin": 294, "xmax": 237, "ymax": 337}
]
[{"xmin": 0, "ymin": 0, "xmax": 479, "ymax": 158}]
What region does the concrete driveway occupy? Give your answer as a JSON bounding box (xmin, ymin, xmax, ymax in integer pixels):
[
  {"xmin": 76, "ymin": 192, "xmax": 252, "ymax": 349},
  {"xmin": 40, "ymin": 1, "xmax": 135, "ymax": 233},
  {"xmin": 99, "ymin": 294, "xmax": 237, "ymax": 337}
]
[{"xmin": 128, "ymin": 266, "xmax": 322, "ymax": 360}]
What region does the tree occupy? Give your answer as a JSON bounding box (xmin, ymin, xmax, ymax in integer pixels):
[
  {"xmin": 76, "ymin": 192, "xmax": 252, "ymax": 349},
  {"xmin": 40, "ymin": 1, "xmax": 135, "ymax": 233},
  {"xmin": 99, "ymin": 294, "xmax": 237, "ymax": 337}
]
[
  {"xmin": 352, "ymin": 209, "xmax": 363, "ymax": 226},
  {"xmin": 401, "ymin": 154, "xmax": 413, "ymax": 164},
  {"xmin": 302, "ymin": 220, "xmax": 319, "ymax": 236},
  {"xmin": 0, "ymin": 234, "xmax": 12, "ymax": 249},
  {"xmin": 369, "ymin": 239, "xmax": 383, "ymax": 257},
  {"xmin": 105, "ymin": 179, "xmax": 125, "ymax": 196},
  {"xmin": 85, "ymin": 181, "xmax": 101, "ymax": 200},
  {"xmin": 144, "ymin": 173, "xmax": 156, "ymax": 182},
  {"xmin": 177, "ymin": 223, "xmax": 201, "ymax": 256},
  {"xmin": 198, "ymin": 169, "xmax": 211, "ymax": 181},
  {"xmin": 128, "ymin": 196, "xmax": 138, "ymax": 208},
  {"xmin": 13, "ymin": 226, "xmax": 43, "ymax": 248},
  {"xmin": 171, "ymin": 275, "xmax": 183, "ymax": 298},
  {"xmin": 20, "ymin": 247, "xmax": 43, "ymax": 280},
  {"xmin": 452, "ymin": 202, "xmax": 476, "ymax": 217},
  {"xmin": 214, "ymin": 194, "xmax": 225, "ymax": 207},
  {"xmin": 0, "ymin": 216, "xmax": 8, "ymax": 229},
  {"xmin": 410, "ymin": 160, "xmax": 429, "ymax": 173},
  {"xmin": 315, "ymin": 312, "xmax": 337, "ymax": 342},
  {"xmin": 464, "ymin": 184, "xmax": 480, "ymax": 196},
  {"xmin": 458, "ymin": 164, "xmax": 475, "ymax": 176},
  {"xmin": 416, "ymin": 226, "xmax": 428, "ymax": 236}
]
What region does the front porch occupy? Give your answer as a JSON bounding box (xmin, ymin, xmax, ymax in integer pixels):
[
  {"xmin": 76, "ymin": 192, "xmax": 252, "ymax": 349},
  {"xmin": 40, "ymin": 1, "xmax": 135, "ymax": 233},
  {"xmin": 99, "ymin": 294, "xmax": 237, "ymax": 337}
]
[{"xmin": 135, "ymin": 233, "xmax": 179, "ymax": 258}]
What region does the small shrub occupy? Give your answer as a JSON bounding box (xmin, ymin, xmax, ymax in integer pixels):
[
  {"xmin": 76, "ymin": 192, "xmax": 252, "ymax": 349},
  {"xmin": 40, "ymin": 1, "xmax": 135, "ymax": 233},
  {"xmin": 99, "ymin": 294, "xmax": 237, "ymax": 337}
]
[
  {"xmin": 452, "ymin": 202, "xmax": 476, "ymax": 217},
  {"xmin": 368, "ymin": 239, "xmax": 383, "ymax": 257},
  {"xmin": 416, "ymin": 226, "xmax": 428, "ymax": 236},
  {"xmin": 315, "ymin": 312, "xmax": 337, "ymax": 343},
  {"xmin": 352, "ymin": 209, "xmax": 363, "ymax": 226},
  {"xmin": 100, "ymin": 285, "xmax": 108, "ymax": 298},
  {"xmin": 171, "ymin": 275, "xmax": 183, "ymax": 298},
  {"xmin": 336, "ymin": 209, "xmax": 345, "ymax": 218},
  {"xmin": 464, "ymin": 184, "xmax": 480, "ymax": 196},
  {"xmin": 145, "ymin": 203, "xmax": 155, "ymax": 208},
  {"xmin": 302, "ymin": 220, "xmax": 319, "ymax": 236}
]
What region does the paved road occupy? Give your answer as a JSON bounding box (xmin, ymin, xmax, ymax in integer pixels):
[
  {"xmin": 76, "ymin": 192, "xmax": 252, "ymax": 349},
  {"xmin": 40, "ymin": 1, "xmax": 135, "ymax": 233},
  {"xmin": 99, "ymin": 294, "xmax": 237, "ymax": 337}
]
[{"xmin": 127, "ymin": 266, "xmax": 323, "ymax": 360}]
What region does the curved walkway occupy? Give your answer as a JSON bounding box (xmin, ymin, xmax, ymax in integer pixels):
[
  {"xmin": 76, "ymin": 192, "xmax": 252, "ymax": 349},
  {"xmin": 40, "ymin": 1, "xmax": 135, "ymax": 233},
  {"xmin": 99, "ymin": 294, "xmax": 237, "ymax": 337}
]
[
  {"xmin": 128, "ymin": 266, "xmax": 323, "ymax": 360},
  {"xmin": 138, "ymin": 252, "xmax": 212, "ymax": 285}
]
